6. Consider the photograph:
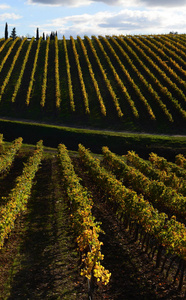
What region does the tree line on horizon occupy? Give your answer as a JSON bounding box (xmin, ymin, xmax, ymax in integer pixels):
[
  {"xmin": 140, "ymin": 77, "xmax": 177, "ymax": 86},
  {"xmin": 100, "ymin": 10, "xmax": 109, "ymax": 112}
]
[{"xmin": 4, "ymin": 22, "xmax": 57, "ymax": 41}]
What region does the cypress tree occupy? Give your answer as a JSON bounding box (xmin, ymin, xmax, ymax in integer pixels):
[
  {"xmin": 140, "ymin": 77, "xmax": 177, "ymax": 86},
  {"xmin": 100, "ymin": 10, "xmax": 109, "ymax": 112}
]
[
  {"xmin": 5, "ymin": 22, "xmax": 8, "ymax": 40},
  {"xmin": 36, "ymin": 27, "xmax": 39, "ymax": 40},
  {"xmin": 43, "ymin": 32, "xmax": 45, "ymax": 40}
]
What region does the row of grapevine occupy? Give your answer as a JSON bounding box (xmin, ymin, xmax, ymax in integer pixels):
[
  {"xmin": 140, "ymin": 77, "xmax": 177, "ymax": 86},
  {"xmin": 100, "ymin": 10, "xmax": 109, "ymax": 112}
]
[
  {"xmin": 57, "ymin": 144, "xmax": 111, "ymax": 285},
  {"xmin": 55, "ymin": 36, "xmax": 61, "ymax": 108},
  {"xmin": 132, "ymin": 37, "xmax": 186, "ymax": 107},
  {"xmin": 11, "ymin": 37, "xmax": 35, "ymax": 103},
  {"xmin": 70, "ymin": 36, "xmax": 90, "ymax": 114},
  {"xmin": 145, "ymin": 36, "xmax": 186, "ymax": 79},
  {"xmin": 26, "ymin": 36, "xmax": 42, "ymax": 105},
  {"xmin": 94, "ymin": 36, "xmax": 139, "ymax": 118},
  {"xmin": 63, "ymin": 35, "xmax": 75, "ymax": 111},
  {"xmin": 0, "ymin": 37, "xmax": 19, "ymax": 73},
  {"xmin": 84, "ymin": 35, "xmax": 123, "ymax": 117},
  {"xmin": 0, "ymin": 38, "xmax": 10, "ymax": 54},
  {"xmin": 102, "ymin": 146, "xmax": 186, "ymax": 219},
  {"xmin": 0, "ymin": 137, "xmax": 22, "ymax": 174},
  {"xmin": 1, "ymin": 35, "xmax": 186, "ymax": 123},
  {"xmin": 126, "ymin": 150, "xmax": 186, "ymax": 183},
  {"xmin": 176, "ymin": 154, "xmax": 186, "ymax": 169},
  {"xmin": 78, "ymin": 144, "xmax": 186, "ymax": 268},
  {"xmin": 41, "ymin": 37, "xmax": 50, "ymax": 107},
  {"xmin": 77, "ymin": 36, "xmax": 107, "ymax": 116},
  {"xmin": 0, "ymin": 140, "xmax": 43, "ymax": 249},
  {"xmin": 0, "ymin": 38, "xmax": 26, "ymax": 101},
  {"xmin": 149, "ymin": 152, "xmax": 186, "ymax": 180},
  {"xmin": 110, "ymin": 36, "xmax": 173, "ymax": 122},
  {"xmin": 155, "ymin": 35, "xmax": 186, "ymax": 69},
  {"xmin": 124, "ymin": 36, "xmax": 186, "ymax": 120},
  {"xmin": 138, "ymin": 36, "xmax": 186, "ymax": 94},
  {"xmin": 126, "ymin": 150, "xmax": 186, "ymax": 196}
]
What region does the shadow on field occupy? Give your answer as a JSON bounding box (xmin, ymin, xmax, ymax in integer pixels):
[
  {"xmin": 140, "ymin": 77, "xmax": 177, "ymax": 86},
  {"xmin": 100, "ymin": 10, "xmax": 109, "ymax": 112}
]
[{"xmin": 7, "ymin": 158, "xmax": 85, "ymax": 300}]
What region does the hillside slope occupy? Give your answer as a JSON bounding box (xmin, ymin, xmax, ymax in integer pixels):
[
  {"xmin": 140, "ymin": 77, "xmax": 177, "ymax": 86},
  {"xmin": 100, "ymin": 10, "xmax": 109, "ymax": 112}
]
[{"xmin": 0, "ymin": 34, "xmax": 186, "ymax": 134}]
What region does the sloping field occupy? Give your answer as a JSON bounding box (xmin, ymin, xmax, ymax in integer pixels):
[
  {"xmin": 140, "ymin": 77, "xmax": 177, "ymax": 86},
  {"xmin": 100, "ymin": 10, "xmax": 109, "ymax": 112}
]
[
  {"xmin": 0, "ymin": 137, "xmax": 185, "ymax": 299},
  {"xmin": 0, "ymin": 34, "xmax": 186, "ymax": 133}
]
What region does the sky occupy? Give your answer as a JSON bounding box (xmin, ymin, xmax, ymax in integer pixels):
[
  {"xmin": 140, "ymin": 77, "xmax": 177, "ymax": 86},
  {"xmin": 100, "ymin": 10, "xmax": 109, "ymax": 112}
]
[{"xmin": 0, "ymin": 0, "xmax": 186, "ymax": 38}]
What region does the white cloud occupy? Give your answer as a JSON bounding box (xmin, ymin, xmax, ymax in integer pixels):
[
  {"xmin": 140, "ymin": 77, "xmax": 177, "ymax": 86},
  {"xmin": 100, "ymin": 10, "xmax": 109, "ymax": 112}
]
[
  {"xmin": 27, "ymin": 0, "xmax": 186, "ymax": 7},
  {"xmin": 27, "ymin": 0, "xmax": 91, "ymax": 7},
  {"xmin": 140, "ymin": 0, "xmax": 186, "ymax": 7},
  {"xmin": 0, "ymin": 13, "xmax": 22, "ymax": 22},
  {"xmin": 32, "ymin": 8, "xmax": 186, "ymax": 38},
  {"xmin": 0, "ymin": 4, "xmax": 10, "ymax": 9}
]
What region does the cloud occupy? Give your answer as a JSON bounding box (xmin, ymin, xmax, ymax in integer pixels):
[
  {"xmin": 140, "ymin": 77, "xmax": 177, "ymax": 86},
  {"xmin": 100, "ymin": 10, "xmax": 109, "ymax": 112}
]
[
  {"xmin": 0, "ymin": 13, "xmax": 22, "ymax": 22},
  {"xmin": 0, "ymin": 4, "xmax": 10, "ymax": 9},
  {"xmin": 27, "ymin": 0, "xmax": 186, "ymax": 7},
  {"xmin": 27, "ymin": 0, "xmax": 91, "ymax": 7},
  {"xmin": 32, "ymin": 8, "xmax": 186, "ymax": 38},
  {"xmin": 140, "ymin": 0, "xmax": 186, "ymax": 7}
]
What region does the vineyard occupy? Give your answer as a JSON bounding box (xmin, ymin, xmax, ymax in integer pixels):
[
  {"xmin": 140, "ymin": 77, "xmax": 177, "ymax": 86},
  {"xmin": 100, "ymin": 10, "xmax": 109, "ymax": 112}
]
[
  {"xmin": 0, "ymin": 135, "xmax": 185, "ymax": 299},
  {"xmin": 1, "ymin": 34, "xmax": 186, "ymax": 132}
]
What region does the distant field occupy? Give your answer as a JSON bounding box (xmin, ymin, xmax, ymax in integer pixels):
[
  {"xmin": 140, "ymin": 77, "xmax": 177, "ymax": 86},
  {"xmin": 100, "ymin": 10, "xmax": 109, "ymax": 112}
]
[{"xmin": 0, "ymin": 34, "xmax": 186, "ymax": 134}]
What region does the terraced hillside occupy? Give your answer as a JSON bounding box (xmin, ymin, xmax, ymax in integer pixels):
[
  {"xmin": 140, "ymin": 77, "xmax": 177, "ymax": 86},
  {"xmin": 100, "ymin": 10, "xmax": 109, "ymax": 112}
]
[
  {"xmin": 1, "ymin": 34, "xmax": 186, "ymax": 133},
  {"xmin": 0, "ymin": 136, "xmax": 185, "ymax": 299}
]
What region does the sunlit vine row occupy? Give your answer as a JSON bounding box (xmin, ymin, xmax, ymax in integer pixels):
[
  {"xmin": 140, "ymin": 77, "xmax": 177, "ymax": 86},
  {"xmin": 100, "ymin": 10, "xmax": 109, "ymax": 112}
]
[
  {"xmin": 0, "ymin": 140, "xmax": 43, "ymax": 249},
  {"xmin": 0, "ymin": 37, "xmax": 19, "ymax": 73},
  {"xmin": 11, "ymin": 37, "xmax": 35, "ymax": 103},
  {"xmin": 159, "ymin": 35, "xmax": 186, "ymax": 66},
  {"xmin": 112, "ymin": 36, "xmax": 173, "ymax": 122},
  {"xmin": 0, "ymin": 38, "xmax": 11, "ymax": 54},
  {"xmin": 63, "ymin": 35, "xmax": 75, "ymax": 111},
  {"xmin": 125, "ymin": 36, "xmax": 186, "ymax": 120},
  {"xmin": 0, "ymin": 38, "xmax": 26, "ymax": 101},
  {"xmin": 70, "ymin": 36, "xmax": 90, "ymax": 114},
  {"xmin": 139, "ymin": 36, "xmax": 186, "ymax": 91},
  {"xmin": 26, "ymin": 36, "xmax": 42, "ymax": 105},
  {"xmin": 132, "ymin": 37, "xmax": 186, "ymax": 106},
  {"xmin": 175, "ymin": 154, "xmax": 186, "ymax": 169},
  {"xmin": 55, "ymin": 36, "xmax": 61, "ymax": 108},
  {"xmin": 41, "ymin": 36, "xmax": 50, "ymax": 107},
  {"xmin": 94, "ymin": 36, "xmax": 139, "ymax": 118},
  {"xmin": 78, "ymin": 144, "xmax": 186, "ymax": 262},
  {"xmin": 100, "ymin": 35, "xmax": 156, "ymax": 120},
  {"xmin": 58, "ymin": 144, "xmax": 111, "ymax": 285},
  {"xmin": 102, "ymin": 146, "xmax": 186, "ymax": 219},
  {"xmin": 149, "ymin": 152, "xmax": 186, "ymax": 181},
  {"xmin": 0, "ymin": 137, "xmax": 22, "ymax": 174},
  {"xmin": 77, "ymin": 36, "xmax": 106, "ymax": 116},
  {"xmin": 84, "ymin": 35, "xmax": 123, "ymax": 117}
]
